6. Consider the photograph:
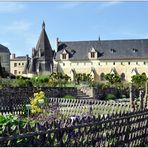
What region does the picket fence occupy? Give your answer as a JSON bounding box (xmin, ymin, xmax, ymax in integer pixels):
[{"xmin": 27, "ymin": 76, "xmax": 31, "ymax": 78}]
[{"xmin": 0, "ymin": 109, "xmax": 148, "ymax": 147}]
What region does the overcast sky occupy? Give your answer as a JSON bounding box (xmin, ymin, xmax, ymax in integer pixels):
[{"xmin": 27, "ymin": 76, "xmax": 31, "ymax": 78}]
[{"xmin": 0, "ymin": 1, "xmax": 148, "ymax": 56}]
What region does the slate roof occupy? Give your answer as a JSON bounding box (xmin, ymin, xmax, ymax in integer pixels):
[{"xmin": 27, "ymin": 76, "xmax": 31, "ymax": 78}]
[
  {"xmin": 0, "ymin": 44, "xmax": 10, "ymax": 53},
  {"xmin": 35, "ymin": 21, "xmax": 53, "ymax": 60},
  {"xmin": 55, "ymin": 39, "xmax": 148, "ymax": 60},
  {"xmin": 23, "ymin": 22, "xmax": 53, "ymax": 74},
  {"xmin": 11, "ymin": 56, "xmax": 29, "ymax": 61}
]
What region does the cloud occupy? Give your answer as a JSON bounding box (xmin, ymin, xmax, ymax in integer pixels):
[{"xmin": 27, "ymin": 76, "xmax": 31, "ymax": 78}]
[
  {"xmin": 0, "ymin": 2, "xmax": 24, "ymax": 13},
  {"xmin": 97, "ymin": 1, "xmax": 122, "ymax": 11},
  {"xmin": 58, "ymin": 2, "xmax": 82, "ymax": 9}
]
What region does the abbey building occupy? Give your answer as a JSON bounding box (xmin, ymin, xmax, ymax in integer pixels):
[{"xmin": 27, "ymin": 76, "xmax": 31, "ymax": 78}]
[
  {"xmin": 23, "ymin": 22, "xmax": 54, "ymax": 77},
  {"xmin": 23, "ymin": 22, "xmax": 148, "ymax": 82}
]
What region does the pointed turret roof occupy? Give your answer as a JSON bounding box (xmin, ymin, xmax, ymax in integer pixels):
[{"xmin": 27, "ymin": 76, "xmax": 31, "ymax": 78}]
[{"xmin": 36, "ymin": 21, "xmax": 53, "ymax": 60}]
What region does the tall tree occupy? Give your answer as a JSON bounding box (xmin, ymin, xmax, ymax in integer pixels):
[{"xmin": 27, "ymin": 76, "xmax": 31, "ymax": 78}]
[{"xmin": 131, "ymin": 74, "xmax": 148, "ymax": 109}]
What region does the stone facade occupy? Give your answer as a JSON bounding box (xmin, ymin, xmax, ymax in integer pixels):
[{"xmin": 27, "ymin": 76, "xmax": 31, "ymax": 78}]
[
  {"xmin": 10, "ymin": 54, "xmax": 28, "ymax": 76},
  {"xmin": 55, "ymin": 38, "xmax": 148, "ymax": 82},
  {"xmin": 13, "ymin": 22, "xmax": 148, "ymax": 82},
  {"xmin": 54, "ymin": 59, "xmax": 148, "ymax": 82}
]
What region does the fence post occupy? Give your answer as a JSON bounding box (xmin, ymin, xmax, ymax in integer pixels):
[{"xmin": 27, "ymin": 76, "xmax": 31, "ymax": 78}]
[
  {"xmin": 129, "ymin": 83, "xmax": 135, "ymax": 111},
  {"xmin": 124, "ymin": 116, "xmax": 130, "ymax": 147}
]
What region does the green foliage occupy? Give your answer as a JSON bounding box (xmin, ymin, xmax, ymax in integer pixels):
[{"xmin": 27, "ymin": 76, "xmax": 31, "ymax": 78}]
[
  {"xmin": 15, "ymin": 78, "xmax": 33, "ymax": 87},
  {"xmin": 75, "ymin": 73, "xmax": 93, "ymax": 85},
  {"xmin": 0, "ymin": 114, "xmax": 38, "ymax": 135},
  {"xmin": 105, "ymin": 73, "xmax": 121, "ymax": 85},
  {"xmin": 63, "ymin": 95, "xmax": 76, "ymax": 99},
  {"xmin": 105, "ymin": 93, "xmax": 117, "ymax": 100},
  {"xmin": 48, "ymin": 72, "xmax": 71, "ymax": 87},
  {"xmin": 31, "ymin": 76, "xmax": 49, "ymax": 87},
  {"xmin": 30, "ymin": 91, "xmax": 47, "ymax": 114},
  {"xmin": 0, "ymin": 115, "xmax": 24, "ymax": 134},
  {"xmin": 0, "ymin": 79, "xmax": 14, "ymax": 88},
  {"xmin": 131, "ymin": 74, "xmax": 147, "ymax": 89}
]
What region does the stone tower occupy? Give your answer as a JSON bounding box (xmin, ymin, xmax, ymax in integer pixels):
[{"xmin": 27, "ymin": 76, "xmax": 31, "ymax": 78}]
[{"xmin": 23, "ymin": 21, "xmax": 53, "ymax": 76}]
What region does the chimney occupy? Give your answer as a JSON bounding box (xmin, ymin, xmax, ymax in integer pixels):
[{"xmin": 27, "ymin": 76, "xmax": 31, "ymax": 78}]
[{"xmin": 11, "ymin": 53, "xmax": 16, "ymax": 59}]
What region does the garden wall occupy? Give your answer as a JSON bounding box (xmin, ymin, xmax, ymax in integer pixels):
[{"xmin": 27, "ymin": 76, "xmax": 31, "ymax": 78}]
[
  {"xmin": 0, "ymin": 87, "xmax": 77, "ymax": 107},
  {"xmin": 93, "ymin": 87, "xmax": 130, "ymax": 100}
]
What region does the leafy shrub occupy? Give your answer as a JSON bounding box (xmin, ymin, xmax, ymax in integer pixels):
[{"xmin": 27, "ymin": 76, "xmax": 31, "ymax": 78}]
[
  {"xmin": 105, "ymin": 93, "xmax": 116, "ymax": 100},
  {"xmin": 15, "ymin": 78, "xmax": 33, "ymax": 87},
  {"xmin": 37, "ymin": 76, "xmax": 49, "ymax": 83},
  {"xmin": 0, "ymin": 79, "xmax": 14, "ymax": 88},
  {"xmin": 63, "ymin": 95, "xmax": 76, "ymax": 99},
  {"xmin": 30, "ymin": 91, "xmax": 47, "ymax": 114},
  {"xmin": 0, "ymin": 115, "xmax": 24, "ymax": 134}
]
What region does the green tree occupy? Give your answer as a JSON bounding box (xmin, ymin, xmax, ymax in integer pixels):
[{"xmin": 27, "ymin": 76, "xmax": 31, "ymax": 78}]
[
  {"xmin": 131, "ymin": 74, "xmax": 147, "ymax": 89},
  {"xmin": 75, "ymin": 73, "xmax": 93, "ymax": 85},
  {"xmin": 105, "ymin": 73, "xmax": 121, "ymax": 85},
  {"xmin": 48, "ymin": 72, "xmax": 70, "ymax": 87},
  {"xmin": 131, "ymin": 74, "xmax": 148, "ymax": 109}
]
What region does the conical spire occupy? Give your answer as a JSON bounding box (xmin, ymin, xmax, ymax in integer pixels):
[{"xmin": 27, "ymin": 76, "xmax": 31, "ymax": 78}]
[
  {"xmin": 36, "ymin": 22, "xmax": 53, "ymax": 60},
  {"xmin": 42, "ymin": 21, "xmax": 45, "ymax": 29}
]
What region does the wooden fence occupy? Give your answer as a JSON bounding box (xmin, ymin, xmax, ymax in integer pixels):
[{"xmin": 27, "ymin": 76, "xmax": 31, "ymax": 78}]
[
  {"xmin": 0, "ymin": 97, "xmax": 131, "ymax": 116},
  {"xmin": 49, "ymin": 98, "xmax": 131, "ymax": 117},
  {"xmin": 0, "ymin": 109, "xmax": 148, "ymax": 147}
]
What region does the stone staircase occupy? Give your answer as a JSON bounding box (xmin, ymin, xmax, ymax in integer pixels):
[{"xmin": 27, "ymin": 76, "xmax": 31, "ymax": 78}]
[{"xmin": 77, "ymin": 89, "xmax": 93, "ymax": 99}]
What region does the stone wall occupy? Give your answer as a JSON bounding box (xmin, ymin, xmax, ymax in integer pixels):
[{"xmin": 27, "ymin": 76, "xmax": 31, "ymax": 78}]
[
  {"xmin": 79, "ymin": 86, "xmax": 130, "ymax": 100},
  {"xmin": 0, "ymin": 87, "xmax": 77, "ymax": 106}
]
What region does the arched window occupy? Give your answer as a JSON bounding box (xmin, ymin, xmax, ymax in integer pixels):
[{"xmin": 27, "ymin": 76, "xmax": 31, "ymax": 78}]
[
  {"xmin": 142, "ymin": 72, "xmax": 146, "ymax": 76},
  {"xmin": 121, "ymin": 73, "xmax": 125, "ymax": 81},
  {"xmin": 100, "ymin": 73, "xmax": 105, "ymax": 81}
]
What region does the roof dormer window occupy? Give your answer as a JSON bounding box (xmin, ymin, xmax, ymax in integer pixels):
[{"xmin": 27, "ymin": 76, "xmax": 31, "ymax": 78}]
[
  {"xmin": 132, "ymin": 48, "xmax": 138, "ymax": 53},
  {"xmin": 88, "ymin": 47, "xmax": 97, "ymax": 59},
  {"xmin": 62, "ymin": 54, "xmax": 67, "ymax": 59},
  {"xmin": 110, "ymin": 48, "xmax": 116, "ymax": 53},
  {"xmin": 60, "ymin": 49, "xmax": 69, "ymax": 60},
  {"xmin": 91, "ymin": 52, "xmax": 95, "ymax": 58}
]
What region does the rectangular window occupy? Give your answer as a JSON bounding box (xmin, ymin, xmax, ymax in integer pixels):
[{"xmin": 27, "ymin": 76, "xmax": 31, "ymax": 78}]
[
  {"xmin": 18, "ymin": 63, "xmax": 21, "ymax": 66},
  {"xmin": 91, "ymin": 52, "xmax": 95, "ymax": 58},
  {"xmin": 113, "ymin": 62, "xmax": 115, "ymax": 65},
  {"xmin": 14, "ymin": 70, "xmax": 17, "ymax": 75},
  {"xmin": 128, "ymin": 62, "xmax": 130, "ymax": 65},
  {"xmin": 63, "ymin": 63, "xmax": 65, "ymax": 66},
  {"xmin": 14, "ymin": 63, "xmax": 17, "ymax": 67},
  {"xmin": 62, "ymin": 54, "xmax": 67, "ymax": 59},
  {"xmin": 121, "ymin": 62, "xmax": 123, "ymax": 65},
  {"xmin": 136, "ymin": 62, "xmax": 138, "ymax": 65},
  {"xmin": 22, "ymin": 63, "xmax": 24, "ymax": 65}
]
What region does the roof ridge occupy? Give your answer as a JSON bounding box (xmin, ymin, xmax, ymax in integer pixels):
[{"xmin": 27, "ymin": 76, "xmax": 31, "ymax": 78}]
[{"xmin": 59, "ymin": 38, "xmax": 148, "ymax": 43}]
